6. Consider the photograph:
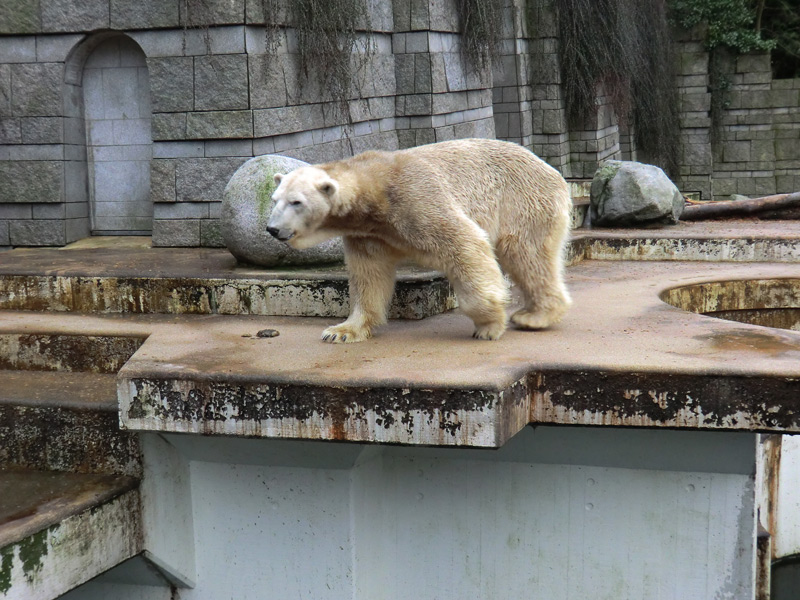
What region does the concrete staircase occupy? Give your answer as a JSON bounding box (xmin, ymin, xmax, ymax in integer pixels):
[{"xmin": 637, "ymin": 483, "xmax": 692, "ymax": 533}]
[{"xmin": 0, "ymin": 335, "xmax": 144, "ymax": 599}]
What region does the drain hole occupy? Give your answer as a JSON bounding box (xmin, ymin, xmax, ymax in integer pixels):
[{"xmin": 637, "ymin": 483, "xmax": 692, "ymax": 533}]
[{"xmin": 661, "ymin": 279, "xmax": 800, "ymax": 332}]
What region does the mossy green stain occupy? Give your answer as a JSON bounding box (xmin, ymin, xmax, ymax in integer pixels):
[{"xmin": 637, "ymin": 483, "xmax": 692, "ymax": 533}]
[
  {"xmin": 0, "ymin": 545, "xmax": 13, "ymax": 594},
  {"xmin": 256, "ymin": 177, "xmax": 275, "ymax": 219},
  {"xmin": 19, "ymin": 529, "xmax": 48, "ymax": 583},
  {"xmin": 596, "ymin": 162, "xmax": 621, "ymax": 182}
]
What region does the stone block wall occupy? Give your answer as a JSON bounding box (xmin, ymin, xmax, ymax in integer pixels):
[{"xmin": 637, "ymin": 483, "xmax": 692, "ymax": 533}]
[
  {"xmin": 491, "ymin": 0, "xmax": 534, "ymax": 149},
  {"xmin": 674, "ymin": 28, "xmax": 713, "ymax": 200},
  {"xmin": 2, "ymin": 0, "xmax": 798, "ymax": 247},
  {"xmin": 676, "ymin": 31, "xmax": 800, "ymax": 200},
  {"xmin": 567, "ymin": 84, "xmax": 621, "ymax": 179},
  {"xmin": 0, "ymin": 0, "xmax": 494, "ymax": 247},
  {"xmin": 0, "ymin": 33, "xmax": 82, "ymax": 246},
  {"xmin": 714, "ymin": 53, "xmax": 779, "ymax": 198},
  {"xmin": 521, "ymin": 0, "xmax": 621, "ymax": 180},
  {"xmin": 773, "ymin": 78, "xmax": 800, "ymax": 194},
  {"xmin": 137, "ymin": 19, "xmax": 400, "ymax": 247},
  {"xmin": 525, "ymin": 0, "xmax": 570, "ymax": 176}
]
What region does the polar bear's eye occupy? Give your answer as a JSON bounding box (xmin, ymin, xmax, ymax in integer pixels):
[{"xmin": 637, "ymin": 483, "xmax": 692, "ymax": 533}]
[{"xmin": 290, "ymin": 199, "xmax": 302, "ymax": 207}]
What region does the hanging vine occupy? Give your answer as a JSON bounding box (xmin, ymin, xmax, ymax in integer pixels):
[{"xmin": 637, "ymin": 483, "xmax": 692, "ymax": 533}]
[
  {"xmin": 455, "ymin": 0, "xmax": 503, "ymax": 71},
  {"xmin": 258, "ymin": 0, "xmax": 284, "ymax": 56},
  {"xmin": 555, "ymin": 0, "xmax": 680, "ymax": 175},
  {"xmin": 292, "ymin": 0, "xmax": 373, "ymax": 136},
  {"xmin": 180, "ymin": 0, "xmax": 212, "ymax": 53}
]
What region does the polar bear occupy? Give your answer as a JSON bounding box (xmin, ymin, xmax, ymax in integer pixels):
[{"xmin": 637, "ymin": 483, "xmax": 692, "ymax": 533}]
[{"xmin": 267, "ymin": 138, "xmax": 572, "ymax": 343}]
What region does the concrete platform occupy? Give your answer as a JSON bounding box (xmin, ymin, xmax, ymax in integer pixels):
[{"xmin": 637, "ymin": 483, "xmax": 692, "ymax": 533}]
[
  {"xmin": 0, "ymin": 245, "xmax": 455, "ymax": 319},
  {"xmin": 1, "ymin": 224, "xmax": 799, "ymax": 446},
  {"xmin": 3, "ymin": 223, "xmax": 800, "ymax": 600},
  {"xmin": 575, "ymin": 219, "xmax": 800, "ymax": 262}
]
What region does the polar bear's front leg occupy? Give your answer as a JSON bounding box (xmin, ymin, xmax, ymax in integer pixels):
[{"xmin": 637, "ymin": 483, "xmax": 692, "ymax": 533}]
[
  {"xmin": 322, "ymin": 237, "xmax": 398, "ymax": 344},
  {"xmin": 439, "ymin": 224, "xmax": 510, "ymax": 341}
]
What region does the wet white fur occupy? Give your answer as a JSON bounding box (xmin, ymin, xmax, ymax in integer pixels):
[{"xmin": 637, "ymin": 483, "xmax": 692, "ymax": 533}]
[{"xmin": 268, "ymin": 138, "xmax": 572, "ymax": 343}]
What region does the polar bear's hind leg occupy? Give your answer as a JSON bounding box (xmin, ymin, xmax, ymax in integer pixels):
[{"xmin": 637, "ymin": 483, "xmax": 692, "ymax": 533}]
[{"xmin": 497, "ymin": 219, "xmax": 571, "ymax": 330}]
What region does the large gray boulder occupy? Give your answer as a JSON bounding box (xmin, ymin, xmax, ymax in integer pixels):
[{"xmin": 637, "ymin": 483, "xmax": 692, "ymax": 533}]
[
  {"xmin": 221, "ymin": 155, "xmax": 344, "ymax": 267},
  {"xmin": 590, "ymin": 160, "xmax": 684, "ymax": 226}
]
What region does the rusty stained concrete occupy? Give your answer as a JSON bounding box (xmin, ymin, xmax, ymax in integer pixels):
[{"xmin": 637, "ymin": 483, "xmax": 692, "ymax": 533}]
[
  {"xmin": 575, "ymin": 220, "xmax": 800, "ymax": 263},
  {"xmin": 1, "ymin": 260, "xmax": 799, "ymax": 446},
  {"xmin": 2, "ymin": 224, "xmax": 800, "ymax": 447},
  {"xmin": 0, "ymin": 475, "xmax": 141, "ymax": 600},
  {"xmin": 0, "ymin": 247, "xmax": 457, "ymax": 320},
  {"xmin": 112, "ymin": 259, "xmax": 800, "ymax": 444}
]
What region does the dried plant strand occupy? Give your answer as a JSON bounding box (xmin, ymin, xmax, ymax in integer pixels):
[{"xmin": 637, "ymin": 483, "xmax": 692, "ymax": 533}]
[
  {"xmin": 456, "ymin": 0, "xmax": 503, "ymax": 70},
  {"xmin": 556, "ymin": 0, "xmax": 680, "ymax": 176},
  {"xmin": 292, "ymin": 0, "xmax": 373, "ymax": 148}
]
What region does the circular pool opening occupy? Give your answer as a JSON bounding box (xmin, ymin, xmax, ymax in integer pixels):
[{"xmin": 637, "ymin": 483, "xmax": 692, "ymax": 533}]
[{"xmin": 661, "ymin": 279, "xmax": 800, "ymax": 331}]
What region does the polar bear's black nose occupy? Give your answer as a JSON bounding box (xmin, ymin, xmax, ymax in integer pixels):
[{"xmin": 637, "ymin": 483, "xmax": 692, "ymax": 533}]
[{"xmin": 266, "ymin": 226, "xmax": 280, "ymax": 239}]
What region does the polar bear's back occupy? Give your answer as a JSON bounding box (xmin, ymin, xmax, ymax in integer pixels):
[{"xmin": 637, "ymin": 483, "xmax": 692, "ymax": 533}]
[{"xmin": 394, "ymin": 138, "xmax": 571, "ymax": 238}]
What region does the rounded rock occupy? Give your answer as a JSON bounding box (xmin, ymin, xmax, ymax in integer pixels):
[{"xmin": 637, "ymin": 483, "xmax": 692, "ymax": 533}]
[
  {"xmin": 221, "ymin": 155, "xmax": 344, "ymax": 267},
  {"xmin": 590, "ymin": 160, "xmax": 684, "ymax": 227}
]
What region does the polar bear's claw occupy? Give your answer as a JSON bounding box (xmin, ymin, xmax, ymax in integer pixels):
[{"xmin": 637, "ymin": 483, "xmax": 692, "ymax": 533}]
[
  {"xmin": 472, "ymin": 322, "xmax": 506, "ymax": 341},
  {"xmin": 322, "ymin": 324, "xmax": 371, "ymax": 344}
]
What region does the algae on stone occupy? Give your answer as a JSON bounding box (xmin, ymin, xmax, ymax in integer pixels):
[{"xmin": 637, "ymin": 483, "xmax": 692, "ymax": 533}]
[
  {"xmin": 221, "ymin": 154, "xmax": 344, "ymax": 267},
  {"xmin": 19, "ymin": 528, "xmax": 48, "ymax": 583}
]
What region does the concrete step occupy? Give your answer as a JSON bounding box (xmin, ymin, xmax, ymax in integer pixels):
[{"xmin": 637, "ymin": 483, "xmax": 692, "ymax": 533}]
[
  {"xmin": 0, "ymin": 470, "xmax": 141, "ymax": 600},
  {"xmin": 0, "ymin": 370, "xmax": 140, "ymax": 476},
  {"xmin": 0, "ymin": 333, "xmax": 144, "ymax": 374},
  {"xmin": 568, "ymin": 179, "xmax": 591, "ymax": 229},
  {"xmin": 0, "ymin": 247, "xmax": 455, "ymax": 319}
]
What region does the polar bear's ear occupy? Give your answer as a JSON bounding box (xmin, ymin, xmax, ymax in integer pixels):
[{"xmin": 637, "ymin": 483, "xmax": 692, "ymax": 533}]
[
  {"xmin": 273, "ymin": 173, "xmax": 284, "ymax": 186},
  {"xmin": 318, "ymin": 178, "xmax": 339, "ymax": 198}
]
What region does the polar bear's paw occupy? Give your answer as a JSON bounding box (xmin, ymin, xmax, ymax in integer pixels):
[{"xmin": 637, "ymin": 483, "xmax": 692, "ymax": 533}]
[
  {"xmin": 510, "ymin": 309, "xmax": 559, "ymax": 330},
  {"xmin": 322, "ymin": 323, "xmax": 372, "ymax": 344},
  {"xmin": 472, "ymin": 321, "xmax": 506, "ymax": 341}
]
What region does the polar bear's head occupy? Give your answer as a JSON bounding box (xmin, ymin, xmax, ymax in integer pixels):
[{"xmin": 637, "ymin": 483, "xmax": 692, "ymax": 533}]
[{"xmin": 266, "ymin": 166, "xmax": 340, "ymax": 249}]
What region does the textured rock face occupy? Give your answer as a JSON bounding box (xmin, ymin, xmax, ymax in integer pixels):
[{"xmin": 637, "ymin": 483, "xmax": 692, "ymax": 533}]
[
  {"xmin": 221, "ymin": 155, "xmax": 344, "ymax": 266},
  {"xmin": 590, "ymin": 160, "xmax": 684, "ymax": 226}
]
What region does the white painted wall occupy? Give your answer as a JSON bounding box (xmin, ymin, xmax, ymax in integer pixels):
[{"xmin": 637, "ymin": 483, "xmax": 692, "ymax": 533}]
[
  {"xmin": 64, "ymin": 427, "xmax": 759, "ymax": 600},
  {"xmin": 351, "ymin": 449, "xmax": 754, "ymax": 600},
  {"xmin": 775, "ymin": 435, "xmax": 800, "ymax": 560}
]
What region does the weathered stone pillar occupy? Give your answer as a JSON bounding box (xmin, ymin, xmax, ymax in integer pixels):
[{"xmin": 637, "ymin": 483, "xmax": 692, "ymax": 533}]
[
  {"xmin": 714, "ymin": 53, "xmax": 778, "ymax": 200},
  {"xmin": 492, "ymin": 0, "xmax": 534, "ymax": 148},
  {"xmin": 567, "ymin": 82, "xmax": 621, "ymax": 179},
  {"xmin": 526, "ymin": 0, "xmax": 571, "ymax": 175},
  {"xmin": 674, "ymin": 27, "xmax": 713, "ymax": 200},
  {"xmin": 393, "ymin": 0, "xmax": 495, "ymax": 149}
]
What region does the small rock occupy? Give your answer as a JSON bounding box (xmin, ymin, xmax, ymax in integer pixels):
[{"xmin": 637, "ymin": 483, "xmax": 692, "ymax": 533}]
[
  {"xmin": 256, "ymin": 328, "xmax": 280, "ymax": 338},
  {"xmin": 221, "ymin": 155, "xmax": 344, "ymax": 266},
  {"xmin": 590, "ymin": 160, "xmax": 684, "ymax": 226}
]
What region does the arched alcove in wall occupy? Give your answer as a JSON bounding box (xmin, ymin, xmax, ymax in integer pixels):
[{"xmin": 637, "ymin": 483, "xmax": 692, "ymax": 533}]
[{"xmin": 79, "ymin": 35, "xmax": 153, "ymax": 235}]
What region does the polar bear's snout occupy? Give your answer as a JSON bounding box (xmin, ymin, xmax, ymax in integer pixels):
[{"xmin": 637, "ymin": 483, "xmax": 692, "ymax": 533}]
[
  {"xmin": 266, "ymin": 225, "xmax": 294, "ymax": 242},
  {"xmin": 266, "ymin": 199, "xmax": 298, "ymax": 242}
]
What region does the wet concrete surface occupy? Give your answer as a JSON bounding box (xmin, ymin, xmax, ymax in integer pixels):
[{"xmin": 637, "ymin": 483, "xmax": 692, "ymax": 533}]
[
  {"xmin": 0, "ymin": 470, "xmax": 138, "ymax": 548},
  {"xmin": 1, "ymin": 225, "xmax": 800, "ymax": 444},
  {"xmin": 0, "ymin": 371, "xmax": 117, "ymax": 411}
]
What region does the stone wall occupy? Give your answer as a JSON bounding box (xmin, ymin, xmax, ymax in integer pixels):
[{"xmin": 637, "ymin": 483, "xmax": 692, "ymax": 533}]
[
  {"xmin": 1, "ymin": 0, "xmax": 799, "ymax": 247},
  {"xmin": 525, "ymin": 0, "xmax": 570, "ymax": 176},
  {"xmin": 676, "ymin": 30, "xmax": 800, "ymax": 200},
  {"xmin": 0, "ymin": 0, "xmax": 495, "ymax": 247},
  {"xmin": 674, "ymin": 28, "xmax": 714, "ymax": 200}
]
